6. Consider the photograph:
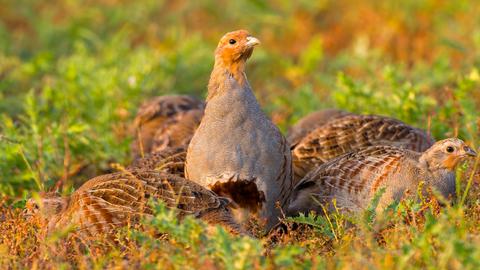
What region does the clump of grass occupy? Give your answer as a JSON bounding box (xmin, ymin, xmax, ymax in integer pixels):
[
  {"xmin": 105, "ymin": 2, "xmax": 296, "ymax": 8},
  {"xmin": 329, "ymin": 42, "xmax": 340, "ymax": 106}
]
[{"xmin": 0, "ymin": 199, "xmax": 308, "ymax": 269}]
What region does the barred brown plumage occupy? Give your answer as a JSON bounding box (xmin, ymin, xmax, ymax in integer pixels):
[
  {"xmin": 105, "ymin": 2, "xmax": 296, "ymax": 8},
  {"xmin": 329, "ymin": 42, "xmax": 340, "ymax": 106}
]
[
  {"xmin": 287, "ymin": 109, "xmax": 352, "ymax": 146},
  {"xmin": 131, "ymin": 95, "xmax": 204, "ymax": 158},
  {"xmin": 291, "ymin": 114, "xmax": 435, "ymax": 183},
  {"xmin": 128, "ymin": 147, "xmax": 186, "ymax": 177},
  {"xmin": 25, "ymin": 170, "xmax": 244, "ymax": 241},
  {"xmin": 287, "ymin": 138, "xmax": 477, "ymax": 217}
]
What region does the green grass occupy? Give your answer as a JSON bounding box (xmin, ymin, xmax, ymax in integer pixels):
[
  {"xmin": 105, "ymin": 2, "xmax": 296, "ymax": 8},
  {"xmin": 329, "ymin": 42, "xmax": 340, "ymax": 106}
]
[{"xmin": 1, "ymin": 0, "xmax": 480, "ymax": 269}]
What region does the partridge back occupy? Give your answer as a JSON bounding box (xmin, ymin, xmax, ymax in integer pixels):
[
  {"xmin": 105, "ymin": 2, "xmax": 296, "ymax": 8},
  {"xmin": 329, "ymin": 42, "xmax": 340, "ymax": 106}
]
[
  {"xmin": 292, "ymin": 114, "xmax": 434, "ymax": 182},
  {"xmin": 287, "ymin": 109, "xmax": 352, "ymax": 145},
  {"xmin": 131, "ymin": 95, "xmax": 204, "ymax": 158}
]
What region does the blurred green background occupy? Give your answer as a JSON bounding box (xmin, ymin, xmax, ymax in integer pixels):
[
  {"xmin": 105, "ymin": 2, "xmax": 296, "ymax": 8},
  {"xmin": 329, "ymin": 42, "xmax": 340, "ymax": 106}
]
[{"xmin": 1, "ymin": 0, "xmax": 479, "ymax": 196}]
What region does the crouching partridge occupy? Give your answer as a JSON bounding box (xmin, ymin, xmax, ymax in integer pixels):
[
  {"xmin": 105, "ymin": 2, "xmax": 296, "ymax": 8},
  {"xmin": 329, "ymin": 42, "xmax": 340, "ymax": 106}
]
[
  {"xmin": 25, "ymin": 170, "xmax": 243, "ymax": 240},
  {"xmin": 291, "ymin": 114, "xmax": 434, "ymax": 183},
  {"xmin": 287, "ymin": 138, "xmax": 477, "ymax": 216},
  {"xmin": 131, "ymin": 95, "xmax": 204, "ymax": 158},
  {"xmin": 185, "ymin": 30, "xmax": 293, "ymax": 231}
]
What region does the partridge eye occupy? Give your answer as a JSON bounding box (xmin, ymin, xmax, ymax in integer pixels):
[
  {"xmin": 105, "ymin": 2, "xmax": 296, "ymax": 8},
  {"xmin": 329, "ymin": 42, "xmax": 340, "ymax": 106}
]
[
  {"xmin": 34, "ymin": 204, "xmax": 39, "ymax": 209},
  {"xmin": 229, "ymin": 39, "xmax": 236, "ymax": 44},
  {"xmin": 446, "ymin": 146, "xmax": 455, "ymax": 153}
]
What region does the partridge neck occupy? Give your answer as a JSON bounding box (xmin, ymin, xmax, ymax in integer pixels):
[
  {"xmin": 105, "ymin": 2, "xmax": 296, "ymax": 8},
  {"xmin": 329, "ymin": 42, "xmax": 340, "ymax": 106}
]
[{"xmin": 207, "ymin": 57, "xmax": 247, "ymax": 102}]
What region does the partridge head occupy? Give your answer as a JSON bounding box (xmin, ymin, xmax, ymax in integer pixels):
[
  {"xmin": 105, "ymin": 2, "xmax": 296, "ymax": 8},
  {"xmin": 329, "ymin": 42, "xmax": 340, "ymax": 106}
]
[
  {"xmin": 418, "ymin": 138, "xmax": 476, "ymax": 197},
  {"xmin": 25, "ymin": 192, "xmax": 68, "ymax": 220},
  {"xmin": 207, "ymin": 30, "xmax": 260, "ymax": 100},
  {"xmin": 420, "ymin": 138, "xmax": 477, "ymax": 171}
]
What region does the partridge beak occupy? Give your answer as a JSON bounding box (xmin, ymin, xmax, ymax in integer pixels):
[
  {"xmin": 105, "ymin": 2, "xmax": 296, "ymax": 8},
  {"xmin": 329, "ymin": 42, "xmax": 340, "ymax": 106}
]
[
  {"xmin": 246, "ymin": 36, "xmax": 260, "ymax": 48},
  {"xmin": 463, "ymin": 146, "xmax": 477, "ymax": 157}
]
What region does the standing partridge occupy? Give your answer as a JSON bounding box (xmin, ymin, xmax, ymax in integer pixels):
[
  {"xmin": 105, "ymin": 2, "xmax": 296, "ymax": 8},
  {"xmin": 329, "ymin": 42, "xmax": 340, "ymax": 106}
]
[
  {"xmin": 287, "ymin": 109, "xmax": 351, "ymax": 146},
  {"xmin": 185, "ymin": 30, "xmax": 293, "ymax": 231},
  {"xmin": 131, "ymin": 95, "xmax": 204, "ymax": 158},
  {"xmin": 291, "ymin": 114, "xmax": 434, "ymax": 183},
  {"xmin": 25, "ymin": 170, "xmax": 243, "ymax": 240},
  {"xmin": 287, "ymin": 138, "xmax": 477, "ymax": 216}
]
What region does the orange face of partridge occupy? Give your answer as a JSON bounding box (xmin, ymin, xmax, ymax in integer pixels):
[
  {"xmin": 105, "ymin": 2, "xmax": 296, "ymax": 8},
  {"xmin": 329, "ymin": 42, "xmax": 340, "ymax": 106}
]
[
  {"xmin": 427, "ymin": 138, "xmax": 477, "ymax": 171},
  {"xmin": 25, "ymin": 193, "xmax": 67, "ymax": 219},
  {"xmin": 207, "ymin": 30, "xmax": 261, "ymax": 102},
  {"xmin": 214, "ymin": 30, "xmax": 260, "ymax": 81}
]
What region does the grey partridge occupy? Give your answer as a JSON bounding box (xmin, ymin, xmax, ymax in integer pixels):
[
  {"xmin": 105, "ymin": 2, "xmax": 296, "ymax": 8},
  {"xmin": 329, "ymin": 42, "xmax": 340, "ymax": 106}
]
[
  {"xmin": 287, "ymin": 109, "xmax": 351, "ymax": 146},
  {"xmin": 185, "ymin": 30, "xmax": 293, "ymax": 231},
  {"xmin": 131, "ymin": 95, "xmax": 204, "ymax": 158},
  {"xmin": 288, "ymin": 138, "xmax": 477, "ymax": 216},
  {"xmin": 291, "ymin": 114, "xmax": 434, "ymax": 183},
  {"xmin": 25, "ymin": 170, "xmax": 243, "ymax": 240}
]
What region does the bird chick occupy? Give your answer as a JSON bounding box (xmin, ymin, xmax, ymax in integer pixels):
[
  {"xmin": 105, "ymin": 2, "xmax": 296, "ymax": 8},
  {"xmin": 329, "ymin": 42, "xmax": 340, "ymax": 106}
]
[
  {"xmin": 185, "ymin": 30, "xmax": 293, "ymax": 232},
  {"xmin": 291, "ymin": 114, "xmax": 434, "ymax": 184},
  {"xmin": 131, "ymin": 95, "xmax": 204, "ymax": 158},
  {"xmin": 288, "ymin": 138, "xmax": 476, "ymax": 216}
]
